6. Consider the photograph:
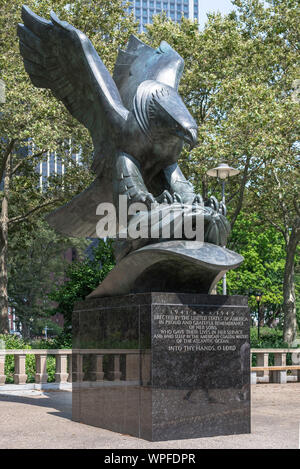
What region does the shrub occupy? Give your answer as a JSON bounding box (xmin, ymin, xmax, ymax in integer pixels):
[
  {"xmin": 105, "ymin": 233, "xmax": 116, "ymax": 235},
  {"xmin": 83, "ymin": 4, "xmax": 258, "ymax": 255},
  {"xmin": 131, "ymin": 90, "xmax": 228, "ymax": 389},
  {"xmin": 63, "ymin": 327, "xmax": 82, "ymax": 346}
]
[
  {"xmin": 250, "ymin": 327, "xmax": 288, "ymax": 349},
  {"xmin": 0, "ymin": 334, "xmax": 61, "ymax": 383},
  {"xmin": 250, "ymin": 327, "xmax": 299, "ymax": 366},
  {"xmin": 0, "ymin": 334, "xmax": 34, "ymax": 383}
]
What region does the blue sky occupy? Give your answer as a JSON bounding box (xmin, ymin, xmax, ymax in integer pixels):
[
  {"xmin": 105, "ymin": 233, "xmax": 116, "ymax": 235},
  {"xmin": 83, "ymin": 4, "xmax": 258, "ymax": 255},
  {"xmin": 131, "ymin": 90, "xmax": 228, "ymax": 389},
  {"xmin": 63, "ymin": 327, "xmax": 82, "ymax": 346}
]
[{"xmin": 199, "ymin": 0, "xmax": 235, "ymax": 28}]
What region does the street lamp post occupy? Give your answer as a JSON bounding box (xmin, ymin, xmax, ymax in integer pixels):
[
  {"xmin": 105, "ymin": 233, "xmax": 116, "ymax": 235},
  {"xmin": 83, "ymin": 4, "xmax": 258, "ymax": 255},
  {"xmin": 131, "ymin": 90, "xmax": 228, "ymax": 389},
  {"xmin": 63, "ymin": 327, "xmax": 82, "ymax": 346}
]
[{"xmin": 206, "ymin": 163, "xmax": 240, "ymax": 295}]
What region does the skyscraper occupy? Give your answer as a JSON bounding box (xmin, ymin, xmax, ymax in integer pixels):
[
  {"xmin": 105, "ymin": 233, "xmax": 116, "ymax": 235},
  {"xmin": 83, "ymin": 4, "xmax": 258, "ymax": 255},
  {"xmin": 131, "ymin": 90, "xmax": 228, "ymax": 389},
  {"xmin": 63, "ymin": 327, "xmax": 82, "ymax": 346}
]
[
  {"xmin": 35, "ymin": 141, "xmax": 81, "ymax": 190},
  {"xmin": 127, "ymin": 0, "xmax": 200, "ymax": 32}
]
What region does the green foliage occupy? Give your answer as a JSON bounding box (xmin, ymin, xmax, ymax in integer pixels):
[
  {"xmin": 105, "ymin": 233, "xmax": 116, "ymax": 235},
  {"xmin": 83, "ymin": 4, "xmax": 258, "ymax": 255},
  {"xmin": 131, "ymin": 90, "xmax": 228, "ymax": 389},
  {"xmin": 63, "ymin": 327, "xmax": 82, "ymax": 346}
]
[
  {"xmin": 144, "ymin": 1, "xmax": 299, "ymax": 341},
  {"xmin": 0, "ymin": 332, "xmax": 29, "ymax": 350},
  {"xmin": 0, "ymin": 0, "xmax": 136, "ymax": 332},
  {"xmin": 29, "ymin": 318, "xmax": 62, "ymax": 338},
  {"xmin": 0, "ymin": 0, "xmax": 136, "ymax": 169},
  {"xmin": 0, "ymin": 333, "xmax": 65, "ymax": 383},
  {"xmin": 1, "ymin": 0, "xmax": 298, "ymax": 339},
  {"xmin": 49, "ymin": 239, "xmax": 115, "ymax": 328},
  {"xmin": 222, "ymin": 211, "xmax": 286, "ymax": 319},
  {"xmin": 8, "ymin": 219, "xmax": 88, "ymax": 336},
  {"xmin": 295, "ymin": 273, "xmax": 300, "ymax": 329},
  {"xmin": 30, "ymin": 330, "xmax": 72, "ymax": 349},
  {"xmin": 250, "ymin": 326, "xmax": 299, "ymax": 366},
  {"xmin": 0, "ymin": 333, "xmax": 34, "ymax": 383},
  {"xmin": 51, "ymin": 331, "xmax": 72, "ymax": 349},
  {"xmin": 250, "ymin": 327, "xmax": 287, "ymax": 349},
  {"xmin": 143, "ymin": 1, "xmax": 299, "ymax": 221}
]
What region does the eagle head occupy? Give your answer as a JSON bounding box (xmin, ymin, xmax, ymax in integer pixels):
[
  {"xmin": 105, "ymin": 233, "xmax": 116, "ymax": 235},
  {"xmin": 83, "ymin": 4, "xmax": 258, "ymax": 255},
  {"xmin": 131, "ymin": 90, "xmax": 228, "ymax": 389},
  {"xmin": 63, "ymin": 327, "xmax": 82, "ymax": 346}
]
[{"xmin": 133, "ymin": 80, "xmax": 198, "ymax": 150}]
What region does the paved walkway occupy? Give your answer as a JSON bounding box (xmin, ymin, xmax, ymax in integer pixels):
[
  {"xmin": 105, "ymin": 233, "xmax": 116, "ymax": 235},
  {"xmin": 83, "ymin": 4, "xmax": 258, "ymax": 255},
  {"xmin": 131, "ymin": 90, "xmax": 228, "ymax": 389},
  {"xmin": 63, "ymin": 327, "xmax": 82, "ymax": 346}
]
[{"xmin": 0, "ymin": 384, "xmax": 299, "ymax": 449}]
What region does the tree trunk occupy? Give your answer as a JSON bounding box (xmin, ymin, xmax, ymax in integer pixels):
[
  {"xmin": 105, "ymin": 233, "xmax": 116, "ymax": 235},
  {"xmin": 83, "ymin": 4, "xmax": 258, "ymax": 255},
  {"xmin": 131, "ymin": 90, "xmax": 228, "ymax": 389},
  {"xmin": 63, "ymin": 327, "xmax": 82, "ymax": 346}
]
[
  {"xmin": 283, "ymin": 218, "xmax": 300, "ymax": 345},
  {"xmin": 0, "ymin": 170, "xmax": 9, "ymax": 333},
  {"xmin": 0, "ymin": 153, "xmax": 11, "ymax": 333},
  {"xmin": 21, "ymin": 321, "xmax": 31, "ymax": 340},
  {"xmin": 0, "ymin": 236, "xmax": 9, "ymax": 333}
]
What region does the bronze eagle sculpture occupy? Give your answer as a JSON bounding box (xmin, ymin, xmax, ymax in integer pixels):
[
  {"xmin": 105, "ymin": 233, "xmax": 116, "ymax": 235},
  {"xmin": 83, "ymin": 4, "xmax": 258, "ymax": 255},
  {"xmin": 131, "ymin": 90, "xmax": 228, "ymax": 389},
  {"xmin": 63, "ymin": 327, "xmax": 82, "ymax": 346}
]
[{"xmin": 17, "ymin": 6, "xmax": 230, "ymax": 251}]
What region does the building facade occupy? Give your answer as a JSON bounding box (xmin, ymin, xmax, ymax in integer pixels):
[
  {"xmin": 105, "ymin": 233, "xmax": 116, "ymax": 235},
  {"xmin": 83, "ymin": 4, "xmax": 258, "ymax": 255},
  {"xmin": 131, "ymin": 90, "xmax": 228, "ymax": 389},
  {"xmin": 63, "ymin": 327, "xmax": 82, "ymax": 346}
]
[
  {"xmin": 127, "ymin": 0, "xmax": 200, "ymax": 32},
  {"xmin": 36, "ymin": 141, "xmax": 80, "ymax": 190}
]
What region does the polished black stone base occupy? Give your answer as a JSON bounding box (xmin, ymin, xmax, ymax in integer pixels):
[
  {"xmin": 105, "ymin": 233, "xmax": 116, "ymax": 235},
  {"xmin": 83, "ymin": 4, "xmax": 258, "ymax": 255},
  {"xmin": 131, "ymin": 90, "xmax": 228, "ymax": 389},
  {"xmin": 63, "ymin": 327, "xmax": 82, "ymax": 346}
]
[{"xmin": 72, "ymin": 293, "xmax": 250, "ymax": 441}]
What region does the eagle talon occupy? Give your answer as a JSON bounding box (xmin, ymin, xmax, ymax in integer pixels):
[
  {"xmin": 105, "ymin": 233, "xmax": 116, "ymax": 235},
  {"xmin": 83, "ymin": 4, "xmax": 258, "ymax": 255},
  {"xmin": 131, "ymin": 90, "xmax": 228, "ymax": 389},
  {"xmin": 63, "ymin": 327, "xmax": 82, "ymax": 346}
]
[
  {"xmin": 156, "ymin": 190, "xmax": 174, "ymax": 204},
  {"xmin": 219, "ymin": 201, "xmax": 227, "ymax": 216},
  {"xmin": 205, "ymin": 196, "xmax": 219, "ymax": 212},
  {"xmin": 135, "ymin": 191, "xmax": 156, "ymax": 209},
  {"xmin": 172, "ymin": 192, "xmax": 182, "ymax": 204},
  {"xmin": 203, "ymin": 207, "xmax": 231, "ymax": 246},
  {"xmin": 192, "ymin": 194, "xmax": 203, "ymax": 205}
]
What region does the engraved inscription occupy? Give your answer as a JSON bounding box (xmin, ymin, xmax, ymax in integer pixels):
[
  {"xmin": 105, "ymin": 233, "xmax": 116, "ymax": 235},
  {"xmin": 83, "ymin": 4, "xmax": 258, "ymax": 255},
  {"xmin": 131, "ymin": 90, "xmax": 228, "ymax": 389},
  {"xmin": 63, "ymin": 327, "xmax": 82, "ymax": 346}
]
[{"xmin": 153, "ymin": 309, "xmax": 248, "ymax": 352}]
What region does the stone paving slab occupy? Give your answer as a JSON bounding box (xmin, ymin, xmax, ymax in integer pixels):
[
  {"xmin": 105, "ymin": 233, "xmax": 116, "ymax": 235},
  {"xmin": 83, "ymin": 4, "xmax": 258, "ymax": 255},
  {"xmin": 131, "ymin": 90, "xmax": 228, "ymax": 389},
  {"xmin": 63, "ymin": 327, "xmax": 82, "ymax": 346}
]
[{"xmin": 0, "ymin": 384, "xmax": 299, "ymax": 449}]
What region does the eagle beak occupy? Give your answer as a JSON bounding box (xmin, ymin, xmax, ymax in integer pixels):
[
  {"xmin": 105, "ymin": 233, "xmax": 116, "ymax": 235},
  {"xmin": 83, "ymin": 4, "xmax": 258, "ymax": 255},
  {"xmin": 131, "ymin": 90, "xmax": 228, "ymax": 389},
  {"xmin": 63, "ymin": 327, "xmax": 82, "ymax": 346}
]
[{"xmin": 184, "ymin": 128, "xmax": 198, "ymax": 150}]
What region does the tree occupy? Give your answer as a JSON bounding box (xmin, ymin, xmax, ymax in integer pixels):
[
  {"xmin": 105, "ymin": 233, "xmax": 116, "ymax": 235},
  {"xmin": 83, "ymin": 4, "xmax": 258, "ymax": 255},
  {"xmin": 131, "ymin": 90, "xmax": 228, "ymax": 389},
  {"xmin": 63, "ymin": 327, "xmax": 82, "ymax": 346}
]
[
  {"xmin": 143, "ymin": 0, "xmax": 299, "ymax": 343},
  {"xmin": 49, "ymin": 239, "xmax": 115, "ymax": 329},
  {"xmin": 232, "ymin": 0, "xmax": 300, "ymax": 343},
  {"xmin": 295, "ymin": 272, "xmax": 300, "ymax": 330},
  {"xmin": 225, "ymin": 211, "xmax": 286, "ymax": 324},
  {"xmin": 0, "ymin": 0, "xmax": 136, "ymax": 332},
  {"xmin": 143, "ymin": 11, "xmax": 262, "ymax": 225},
  {"xmin": 8, "ymin": 219, "xmax": 88, "ymax": 338}
]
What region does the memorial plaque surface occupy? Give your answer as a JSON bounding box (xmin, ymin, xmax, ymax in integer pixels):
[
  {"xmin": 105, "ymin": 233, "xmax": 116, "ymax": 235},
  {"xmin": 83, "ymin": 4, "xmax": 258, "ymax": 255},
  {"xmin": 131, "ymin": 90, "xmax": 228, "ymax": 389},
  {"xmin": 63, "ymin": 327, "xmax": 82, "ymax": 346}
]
[{"xmin": 72, "ymin": 293, "xmax": 250, "ymax": 441}]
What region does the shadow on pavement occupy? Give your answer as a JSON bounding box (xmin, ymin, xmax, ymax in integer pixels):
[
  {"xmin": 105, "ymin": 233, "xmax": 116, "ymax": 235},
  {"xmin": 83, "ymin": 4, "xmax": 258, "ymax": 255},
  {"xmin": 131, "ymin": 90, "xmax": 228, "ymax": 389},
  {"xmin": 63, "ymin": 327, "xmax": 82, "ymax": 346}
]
[{"xmin": 0, "ymin": 391, "xmax": 72, "ymax": 421}]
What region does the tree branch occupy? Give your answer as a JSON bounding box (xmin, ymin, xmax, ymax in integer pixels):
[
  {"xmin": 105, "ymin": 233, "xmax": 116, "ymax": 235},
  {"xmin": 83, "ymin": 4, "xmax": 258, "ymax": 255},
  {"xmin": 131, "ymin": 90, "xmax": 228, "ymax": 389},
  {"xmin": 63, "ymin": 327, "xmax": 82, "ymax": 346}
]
[
  {"xmin": 272, "ymin": 167, "xmax": 290, "ymax": 234},
  {"xmin": 8, "ymin": 199, "xmax": 61, "ymax": 226},
  {"xmin": 248, "ymin": 187, "xmax": 288, "ymax": 243},
  {"xmin": 11, "ymin": 149, "xmax": 48, "ymax": 175}
]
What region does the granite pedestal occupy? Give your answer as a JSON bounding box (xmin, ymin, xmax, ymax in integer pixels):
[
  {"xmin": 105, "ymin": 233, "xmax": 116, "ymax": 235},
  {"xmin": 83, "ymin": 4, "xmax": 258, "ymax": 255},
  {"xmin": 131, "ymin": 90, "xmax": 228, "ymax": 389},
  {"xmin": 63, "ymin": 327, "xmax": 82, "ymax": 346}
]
[{"xmin": 72, "ymin": 293, "xmax": 250, "ymax": 441}]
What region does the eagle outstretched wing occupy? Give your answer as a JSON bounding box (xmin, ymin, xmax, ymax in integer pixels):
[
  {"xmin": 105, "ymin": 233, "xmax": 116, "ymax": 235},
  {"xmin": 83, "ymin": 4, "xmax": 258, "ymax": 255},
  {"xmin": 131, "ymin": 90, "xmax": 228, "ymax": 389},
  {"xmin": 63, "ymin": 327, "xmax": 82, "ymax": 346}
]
[
  {"xmin": 17, "ymin": 5, "xmax": 129, "ymax": 170},
  {"xmin": 113, "ymin": 35, "xmax": 184, "ymax": 111}
]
